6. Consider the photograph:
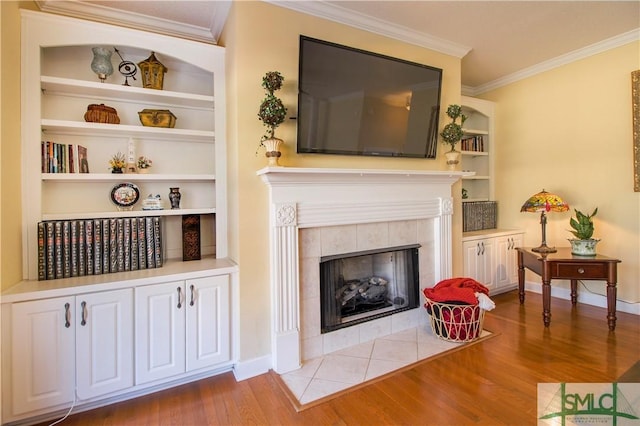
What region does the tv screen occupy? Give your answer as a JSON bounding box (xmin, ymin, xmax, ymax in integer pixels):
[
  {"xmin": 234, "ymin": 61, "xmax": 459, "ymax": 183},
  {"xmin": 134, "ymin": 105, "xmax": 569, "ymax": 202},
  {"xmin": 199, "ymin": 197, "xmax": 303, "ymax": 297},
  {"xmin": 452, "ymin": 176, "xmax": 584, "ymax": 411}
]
[{"xmin": 297, "ymin": 36, "xmax": 442, "ymax": 158}]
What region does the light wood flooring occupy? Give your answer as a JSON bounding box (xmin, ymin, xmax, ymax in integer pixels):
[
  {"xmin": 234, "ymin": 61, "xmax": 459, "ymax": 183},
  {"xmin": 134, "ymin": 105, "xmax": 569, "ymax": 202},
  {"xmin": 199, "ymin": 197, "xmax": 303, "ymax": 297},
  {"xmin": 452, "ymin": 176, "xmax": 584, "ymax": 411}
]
[{"xmin": 38, "ymin": 290, "xmax": 640, "ymax": 425}]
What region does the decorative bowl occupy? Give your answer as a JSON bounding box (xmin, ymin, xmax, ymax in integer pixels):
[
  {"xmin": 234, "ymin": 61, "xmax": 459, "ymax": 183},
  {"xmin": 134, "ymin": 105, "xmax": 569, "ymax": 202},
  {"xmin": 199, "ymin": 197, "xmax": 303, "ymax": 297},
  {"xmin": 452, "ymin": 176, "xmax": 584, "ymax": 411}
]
[{"xmin": 138, "ymin": 109, "xmax": 176, "ymax": 128}]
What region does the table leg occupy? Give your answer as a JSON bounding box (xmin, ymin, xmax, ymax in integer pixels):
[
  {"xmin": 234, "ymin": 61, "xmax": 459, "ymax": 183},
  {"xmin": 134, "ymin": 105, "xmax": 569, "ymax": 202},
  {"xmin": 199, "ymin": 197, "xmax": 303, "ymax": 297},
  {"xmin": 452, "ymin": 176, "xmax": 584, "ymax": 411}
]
[
  {"xmin": 542, "ymin": 279, "xmax": 551, "ymax": 327},
  {"xmin": 570, "ymin": 280, "xmax": 578, "ymax": 305},
  {"xmin": 606, "ymin": 281, "xmax": 617, "ymax": 331},
  {"xmin": 518, "ymin": 251, "xmax": 525, "ymax": 304}
]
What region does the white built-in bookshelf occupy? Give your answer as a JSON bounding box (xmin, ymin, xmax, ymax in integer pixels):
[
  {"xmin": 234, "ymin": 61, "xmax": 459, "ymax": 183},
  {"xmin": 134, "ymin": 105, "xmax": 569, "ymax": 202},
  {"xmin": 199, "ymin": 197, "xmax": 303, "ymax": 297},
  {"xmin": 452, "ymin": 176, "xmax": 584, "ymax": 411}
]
[{"xmin": 21, "ymin": 10, "xmax": 229, "ymax": 280}]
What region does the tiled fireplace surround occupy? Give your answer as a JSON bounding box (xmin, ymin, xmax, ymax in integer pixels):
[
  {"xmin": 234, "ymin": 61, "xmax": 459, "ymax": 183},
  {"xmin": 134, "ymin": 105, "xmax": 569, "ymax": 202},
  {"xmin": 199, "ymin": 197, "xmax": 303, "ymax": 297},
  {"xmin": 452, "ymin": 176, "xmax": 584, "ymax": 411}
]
[{"xmin": 258, "ymin": 167, "xmax": 467, "ymax": 374}]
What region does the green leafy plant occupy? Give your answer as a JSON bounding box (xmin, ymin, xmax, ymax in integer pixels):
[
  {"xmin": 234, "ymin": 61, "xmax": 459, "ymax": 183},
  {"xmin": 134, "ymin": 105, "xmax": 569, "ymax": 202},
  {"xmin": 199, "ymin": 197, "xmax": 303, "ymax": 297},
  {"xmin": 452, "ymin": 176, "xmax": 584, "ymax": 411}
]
[
  {"xmin": 569, "ymin": 207, "xmax": 598, "ymax": 240},
  {"xmin": 257, "ymin": 71, "xmax": 287, "ymax": 149},
  {"xmin": 440, "ymin": 104, "xmax": 467, "ymax": 151}
]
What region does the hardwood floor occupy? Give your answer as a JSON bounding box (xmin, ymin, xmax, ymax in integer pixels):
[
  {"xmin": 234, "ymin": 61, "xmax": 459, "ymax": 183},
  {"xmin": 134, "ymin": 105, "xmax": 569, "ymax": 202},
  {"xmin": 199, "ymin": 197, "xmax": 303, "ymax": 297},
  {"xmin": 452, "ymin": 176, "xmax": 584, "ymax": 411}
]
[{"xmin": 40, "ymin": 290, "xmax": 639, "ymax": 425}]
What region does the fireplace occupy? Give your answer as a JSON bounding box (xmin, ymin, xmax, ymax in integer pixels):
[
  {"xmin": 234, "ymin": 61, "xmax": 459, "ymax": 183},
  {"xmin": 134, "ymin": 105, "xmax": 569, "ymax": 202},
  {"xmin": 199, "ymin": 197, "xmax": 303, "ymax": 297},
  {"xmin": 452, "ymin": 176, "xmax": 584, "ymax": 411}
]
[
  {"xmin": 258, "ymin": 167, "xmax": 468, "ymax": 374},
  {"xmin": 320, "ymin": 245, "xmax": 420, "ymax": 333}
]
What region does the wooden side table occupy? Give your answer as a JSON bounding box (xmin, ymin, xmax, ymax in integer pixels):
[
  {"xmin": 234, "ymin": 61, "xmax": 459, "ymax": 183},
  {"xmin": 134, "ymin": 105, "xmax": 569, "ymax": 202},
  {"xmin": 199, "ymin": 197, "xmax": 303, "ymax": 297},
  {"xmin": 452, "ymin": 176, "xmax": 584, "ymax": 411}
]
[{"xmin": 516, "ymin": 247, "xmax": 621, "ymax": 330}]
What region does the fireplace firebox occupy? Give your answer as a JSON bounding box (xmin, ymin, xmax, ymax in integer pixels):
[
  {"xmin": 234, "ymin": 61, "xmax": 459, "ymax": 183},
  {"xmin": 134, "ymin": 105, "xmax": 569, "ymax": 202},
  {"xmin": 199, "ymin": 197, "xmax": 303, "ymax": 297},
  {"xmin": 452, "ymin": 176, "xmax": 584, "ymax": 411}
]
[{"xmin": 320, "ymin": 244, "xmax": 420, "ymax": 333}]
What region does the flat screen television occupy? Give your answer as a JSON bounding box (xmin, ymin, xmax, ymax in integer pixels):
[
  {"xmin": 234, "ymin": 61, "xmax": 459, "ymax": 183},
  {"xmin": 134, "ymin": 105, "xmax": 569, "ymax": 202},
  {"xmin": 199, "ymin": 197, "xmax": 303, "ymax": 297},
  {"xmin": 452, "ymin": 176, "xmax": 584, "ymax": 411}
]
[{"xmin": 297, "ymin": 36, "xmax": 442, "ymax": 158}]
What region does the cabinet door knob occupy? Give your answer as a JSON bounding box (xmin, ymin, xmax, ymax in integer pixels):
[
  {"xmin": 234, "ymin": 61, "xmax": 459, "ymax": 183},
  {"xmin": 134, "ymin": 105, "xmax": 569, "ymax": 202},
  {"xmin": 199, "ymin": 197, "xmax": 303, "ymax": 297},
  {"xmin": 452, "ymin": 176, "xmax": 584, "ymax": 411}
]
[
  {"xmin": 80, "ymin": 301, "xmax": 87, "ymax": 326},
  {"xmin": 190, "ymin": 284, "xmax": 195, "ymax": 307},
  {"xmin": 578, "ymin": 268, "xmax": 585, "ymax": 274},
  {"xmin": 64, "ymin": 303, "xmax": 71, "ymax": 328}
]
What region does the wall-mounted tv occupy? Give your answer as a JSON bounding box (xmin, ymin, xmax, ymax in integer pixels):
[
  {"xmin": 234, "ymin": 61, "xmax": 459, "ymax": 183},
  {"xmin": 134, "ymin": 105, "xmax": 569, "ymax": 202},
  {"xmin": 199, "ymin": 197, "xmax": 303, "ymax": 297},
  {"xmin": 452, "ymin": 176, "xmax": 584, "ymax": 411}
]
[{"xmin": 297, "ymin": 36, "xmax": 442, "ymax": 158}]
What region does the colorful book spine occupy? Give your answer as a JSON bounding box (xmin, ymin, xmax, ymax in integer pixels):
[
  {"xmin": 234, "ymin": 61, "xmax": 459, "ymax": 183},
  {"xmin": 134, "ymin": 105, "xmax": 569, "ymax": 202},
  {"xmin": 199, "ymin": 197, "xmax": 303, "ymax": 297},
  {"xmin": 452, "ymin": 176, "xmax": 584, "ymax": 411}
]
[
  {"xmin": 85, "ymin": 220, "xmax": 94, "ymax": 275},
  {"xmin": 116, "ymin": 218, "xmax": 125, "ymax": 272},
  {"xmin": 145, "ymin": 217, "xmax": 155, "ymax": 268},
  {"xmin": 78, "ymin": 220, "xmax": 86, "ymax": 276},
  {"xmin": 153, "ymin": 217, "xmax": 163, "ymax": 267},
  {"xmin": 54, "ymin": 221, "xmax": 63, "ymax": 278},
  {"xmin": 130, "ymin": 217, "xmax": 139, "ymax": 271},
  {"xmin": 45, "ymin": 221, "xmax": 55, "ymax": 280},
  {"xmin": 37, "ymin": 222, "xmax": 46, "ymax": 281},
  {"xmin": 137, "ymin": 217, "xmax": 147, "ymax": 270},
  {"xmin": 109, "ymin": 218, "xmax": 118, "ymax": 273},
  {"xmin": 70, "ymin": 221, "xmax": 78, "ymax": 277},
  {"xmin": 62, "ymin": 221, "xmax": 71, "ymax": 278},
  {"xmin": 102, "ymin": 218, "xmax": 110, "ymax": 274},
  {"xmin": 94, "ymin": 219, "xmax": 102, "ymax": 275},
  {"xmin": 123, "ymin": 218, "xmax": 131, "ymax": 271}
]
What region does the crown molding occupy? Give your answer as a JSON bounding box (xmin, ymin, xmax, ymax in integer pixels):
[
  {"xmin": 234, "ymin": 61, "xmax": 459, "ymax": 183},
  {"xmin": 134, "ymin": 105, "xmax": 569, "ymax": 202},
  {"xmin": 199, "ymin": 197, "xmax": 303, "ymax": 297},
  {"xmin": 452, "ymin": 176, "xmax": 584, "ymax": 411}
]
[
  {"xmin": 469, "ymin": 28, "xmax": 640, "ymax": 96},
  {"xmin": 264, "ymin": 0, "xmax": 471, "ymax": 59},
  {"xmin": 35, "ymin": 0, "xmax": 231, "ymax": 45}
]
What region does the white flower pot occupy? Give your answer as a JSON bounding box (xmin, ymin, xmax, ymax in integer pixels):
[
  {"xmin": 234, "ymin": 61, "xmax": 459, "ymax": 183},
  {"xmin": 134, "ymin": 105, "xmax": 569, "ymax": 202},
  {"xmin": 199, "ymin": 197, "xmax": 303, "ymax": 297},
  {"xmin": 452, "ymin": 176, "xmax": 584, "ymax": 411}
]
[
  {"xmin": 263, "ymin": 137, "xmax": 283, "ymax": 166},
  {"xmin": 444, "ymin": 150, "xmax": 460, "ymax": 170},
  {"xmin": 568, "ymin": 238, "xmax": 600, "ymax": 256}
]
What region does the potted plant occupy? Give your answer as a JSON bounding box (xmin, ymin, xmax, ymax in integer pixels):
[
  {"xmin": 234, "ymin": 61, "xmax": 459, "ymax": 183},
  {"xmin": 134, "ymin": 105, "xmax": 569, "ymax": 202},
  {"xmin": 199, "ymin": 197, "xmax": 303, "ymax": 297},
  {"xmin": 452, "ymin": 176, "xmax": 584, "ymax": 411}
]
[
  {"xmin": 257, "ymin": 71, "xmax": 287, "ymax": 165},
  {"xmin": 109, "ymin": 152, "xmax": 126, "ymax": 173},
  {"xmin": 568, "ymin": 207, "xmax": 600, "ymax": 255},
  {"xmin": 440, "ymin": 104, "xmax": 467, "ymax": 170},
  {"xmin": 137, "ymin": 156, "xmax": 153, "ymax": 173}
]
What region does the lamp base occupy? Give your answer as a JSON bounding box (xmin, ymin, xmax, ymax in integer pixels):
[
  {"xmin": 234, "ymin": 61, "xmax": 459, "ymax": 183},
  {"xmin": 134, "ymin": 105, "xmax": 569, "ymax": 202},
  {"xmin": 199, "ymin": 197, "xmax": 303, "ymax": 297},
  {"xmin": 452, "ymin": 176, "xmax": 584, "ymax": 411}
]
[{"xmin": 532, "ymin": 244, "xmax": 557, "ymax": 254}]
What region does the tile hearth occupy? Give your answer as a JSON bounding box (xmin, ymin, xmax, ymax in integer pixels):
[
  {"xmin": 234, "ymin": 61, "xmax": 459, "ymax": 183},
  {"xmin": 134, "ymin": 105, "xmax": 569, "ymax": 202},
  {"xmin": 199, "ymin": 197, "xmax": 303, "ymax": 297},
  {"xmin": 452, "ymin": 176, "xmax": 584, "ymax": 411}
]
[{"xmin": 279, "ymin": 323, "xmax": 483, "ymax": 406}]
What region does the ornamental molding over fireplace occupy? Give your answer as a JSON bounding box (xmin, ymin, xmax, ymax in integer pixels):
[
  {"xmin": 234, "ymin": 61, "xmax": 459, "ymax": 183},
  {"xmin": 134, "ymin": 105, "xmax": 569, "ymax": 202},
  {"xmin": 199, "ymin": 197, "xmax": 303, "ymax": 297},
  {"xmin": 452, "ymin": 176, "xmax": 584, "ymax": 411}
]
[{"xmin": 258, "ymin": 167, "xmax": 469, "ymax": 373}]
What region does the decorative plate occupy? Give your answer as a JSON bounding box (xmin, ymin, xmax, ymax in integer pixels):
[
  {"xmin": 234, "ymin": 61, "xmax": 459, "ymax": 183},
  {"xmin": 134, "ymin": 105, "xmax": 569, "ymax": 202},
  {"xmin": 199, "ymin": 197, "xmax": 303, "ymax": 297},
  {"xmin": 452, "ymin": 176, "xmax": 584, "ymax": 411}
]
[{"xmin": 111, "ymin": 182, "xmax": 140, "ymax": 208}]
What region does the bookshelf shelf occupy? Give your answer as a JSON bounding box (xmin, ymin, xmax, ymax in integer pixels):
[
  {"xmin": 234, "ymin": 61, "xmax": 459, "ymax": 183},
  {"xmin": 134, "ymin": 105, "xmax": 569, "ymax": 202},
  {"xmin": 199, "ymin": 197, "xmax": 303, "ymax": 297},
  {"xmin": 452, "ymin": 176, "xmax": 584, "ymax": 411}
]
[
  {"xmin": 42, "ymin": 173, "xmax": 216, "ymax": 182},
  {"xmin": 42, "ymin": 208, "xmax": 216, "ymax": 221},
  {"xmin": 41, "ymin": 119, "xmax": 215, "ymax": 143}
]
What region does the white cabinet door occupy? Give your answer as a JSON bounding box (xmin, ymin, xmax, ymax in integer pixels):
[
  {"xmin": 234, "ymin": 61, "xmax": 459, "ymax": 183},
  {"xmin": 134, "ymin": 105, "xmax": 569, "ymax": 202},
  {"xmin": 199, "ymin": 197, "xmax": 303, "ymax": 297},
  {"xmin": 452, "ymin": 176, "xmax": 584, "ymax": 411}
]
[
  {"xmin": 186, "ymin": 275, "xmax": 230, "ymax": 371},
  {"xmin": 75, "ymin": 289, "xmax": 133, "ymax": 399},
  {"xmin": 495, "ymin": 233, "xmax": 524, "ymax": 289},
  {"xmin": 462, "ymin": 238, "xmax": 495, "ymax": 290},
  {"xmin": 135, "ymin": 281, "xmax": 186, "ymax": 384},
  {"xmin": 10, "ymin": 297, "xmax": 75, "ymax": 415}
]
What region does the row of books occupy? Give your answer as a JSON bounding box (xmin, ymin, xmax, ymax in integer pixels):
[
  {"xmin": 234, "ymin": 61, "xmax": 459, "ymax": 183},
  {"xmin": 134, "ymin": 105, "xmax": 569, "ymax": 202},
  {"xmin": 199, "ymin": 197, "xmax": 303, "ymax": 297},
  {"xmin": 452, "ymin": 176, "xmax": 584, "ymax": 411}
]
[
  {"xmin": 461, "ymin": 136, "xmax": 485, "ymax": 153},
  {"xmin": 37, "ymin": 216, "xmax": 163, "ymax": 281},
  {"xmin": 41, "ymin": 141, "xmax": 89, "ymax": 173},
  {"xmin": 462, "ymin": 201, "xmax": 497, "ymax": 232}
]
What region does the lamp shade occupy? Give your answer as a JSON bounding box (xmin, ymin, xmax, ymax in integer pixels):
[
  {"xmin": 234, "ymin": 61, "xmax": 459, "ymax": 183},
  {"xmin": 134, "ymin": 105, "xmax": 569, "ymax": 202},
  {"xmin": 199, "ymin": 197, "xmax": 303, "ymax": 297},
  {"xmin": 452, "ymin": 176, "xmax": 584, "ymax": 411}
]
[
  {"xmin": 521, "ymin": 189, "xmax": 569, "ymax": 253},
  {"xmin": 520, "ymin": 190, "xmax": 569, "ymax": 213}
]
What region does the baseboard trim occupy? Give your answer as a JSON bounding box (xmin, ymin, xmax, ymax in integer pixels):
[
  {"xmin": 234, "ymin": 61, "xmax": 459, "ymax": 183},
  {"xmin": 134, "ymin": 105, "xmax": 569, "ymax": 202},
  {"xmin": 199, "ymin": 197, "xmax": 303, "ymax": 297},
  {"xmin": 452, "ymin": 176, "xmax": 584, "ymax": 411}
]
[
  {"xmin": 524, "ymin": 280, "xmax": 640, "ymax": 315},
  {"xmin": 232, "ymin": 354, "xmax": 272, "ymax": 381}
]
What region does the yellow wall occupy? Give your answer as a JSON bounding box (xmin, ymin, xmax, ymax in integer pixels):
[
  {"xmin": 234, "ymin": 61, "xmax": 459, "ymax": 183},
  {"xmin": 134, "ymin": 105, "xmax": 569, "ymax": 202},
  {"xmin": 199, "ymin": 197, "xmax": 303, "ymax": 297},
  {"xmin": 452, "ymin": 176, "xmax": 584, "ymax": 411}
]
[
  {"xmin": 1, "ymin": 1, "xmax": 36, "ymax": 291},
  {"xmin": 481, "ymin": 41, "xmax": 640, "ymax": 303},
  {"xmin": 221, "ymin": 1, "xmax": 462, "ymax": 361}
]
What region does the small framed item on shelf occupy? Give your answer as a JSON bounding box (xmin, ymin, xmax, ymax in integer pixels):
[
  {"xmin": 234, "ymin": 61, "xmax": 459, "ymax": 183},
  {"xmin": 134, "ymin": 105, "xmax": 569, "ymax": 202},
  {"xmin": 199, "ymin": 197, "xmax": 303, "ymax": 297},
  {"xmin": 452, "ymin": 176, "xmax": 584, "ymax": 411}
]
[{"xmin": 111, "ymin": 182, "xmax": 140, "ymax": 211}]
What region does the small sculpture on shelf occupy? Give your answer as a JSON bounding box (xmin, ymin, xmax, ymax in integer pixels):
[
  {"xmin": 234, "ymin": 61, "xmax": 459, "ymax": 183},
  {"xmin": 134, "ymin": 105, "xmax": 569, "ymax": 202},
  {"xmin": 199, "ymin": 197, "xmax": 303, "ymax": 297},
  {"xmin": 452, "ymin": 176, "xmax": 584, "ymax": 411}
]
[
  {"xmin": 142, "ymin": 194, "xmax": 163, "ymax": 210},
  {"xmin": 109, "ymin": 152, "xmax": 126, "ymax": 173},
  {"xmin": 113, "ymin": 47, "xmax": 137, "ymax": 86},
  {"xmin": 137, "ymin": 156, "xmax": 153, "ymax": 173}
]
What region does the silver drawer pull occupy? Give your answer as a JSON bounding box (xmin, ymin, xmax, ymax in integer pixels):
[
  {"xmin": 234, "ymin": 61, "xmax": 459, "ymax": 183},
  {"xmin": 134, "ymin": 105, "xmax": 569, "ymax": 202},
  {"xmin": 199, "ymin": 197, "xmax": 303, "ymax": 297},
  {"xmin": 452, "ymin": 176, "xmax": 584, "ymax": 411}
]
[{"xmin": 578, "ymin": 268, "xmax": 585, "ymax": 274}]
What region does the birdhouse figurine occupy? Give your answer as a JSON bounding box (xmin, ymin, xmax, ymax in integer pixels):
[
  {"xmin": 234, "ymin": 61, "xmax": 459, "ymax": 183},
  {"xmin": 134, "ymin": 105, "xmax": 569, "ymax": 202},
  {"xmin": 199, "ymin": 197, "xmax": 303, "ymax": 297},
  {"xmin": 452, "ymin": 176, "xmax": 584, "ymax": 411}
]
[{"xmin": 138, "ymin": 52, "xmax": 167, "ymax": 90}]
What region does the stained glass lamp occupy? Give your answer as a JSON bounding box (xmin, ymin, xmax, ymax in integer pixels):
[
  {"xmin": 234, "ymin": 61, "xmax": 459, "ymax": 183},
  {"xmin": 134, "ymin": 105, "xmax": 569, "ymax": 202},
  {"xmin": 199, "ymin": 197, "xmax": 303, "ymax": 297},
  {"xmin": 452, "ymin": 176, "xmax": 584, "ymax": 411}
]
[{"xmin": 521, "ymin": 189, "xmax": 569, "ymax": 253}]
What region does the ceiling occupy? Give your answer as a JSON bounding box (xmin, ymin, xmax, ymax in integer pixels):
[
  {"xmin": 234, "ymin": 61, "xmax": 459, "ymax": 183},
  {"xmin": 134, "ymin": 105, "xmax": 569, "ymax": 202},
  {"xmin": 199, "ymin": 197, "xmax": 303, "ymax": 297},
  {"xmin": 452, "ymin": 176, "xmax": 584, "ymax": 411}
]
[{"xmin": 37, "ymin": 1, "xmax": 640, "ymax": 94}]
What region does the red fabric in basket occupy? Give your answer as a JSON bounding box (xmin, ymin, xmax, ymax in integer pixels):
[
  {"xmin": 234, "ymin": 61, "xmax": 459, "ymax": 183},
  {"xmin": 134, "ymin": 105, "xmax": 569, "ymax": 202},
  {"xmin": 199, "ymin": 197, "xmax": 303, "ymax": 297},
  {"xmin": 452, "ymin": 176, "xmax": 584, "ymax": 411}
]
[
  {"xmin": 425, "ymin": 300, "xmax": 481, "ymax": 340},
  {"xmin": 423, "ymin": 277, "xmax": 489, "ymax": 305}
]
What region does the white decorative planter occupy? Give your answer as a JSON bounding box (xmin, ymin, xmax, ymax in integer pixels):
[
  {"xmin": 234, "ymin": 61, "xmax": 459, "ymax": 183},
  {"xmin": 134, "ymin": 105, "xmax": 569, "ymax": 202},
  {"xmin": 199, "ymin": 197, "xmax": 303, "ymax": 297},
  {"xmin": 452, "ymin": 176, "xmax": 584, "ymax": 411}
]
[
  {"xmin": 568, "ymin": 238, "xmax": 600, "ymax": 256},
  {"xmin": 444, "ymin": 150, "xmax": 460, "ymax": 170},
  {"xmin": 263, "ymin": 137, "xmax": 283, "ymax": 166}
]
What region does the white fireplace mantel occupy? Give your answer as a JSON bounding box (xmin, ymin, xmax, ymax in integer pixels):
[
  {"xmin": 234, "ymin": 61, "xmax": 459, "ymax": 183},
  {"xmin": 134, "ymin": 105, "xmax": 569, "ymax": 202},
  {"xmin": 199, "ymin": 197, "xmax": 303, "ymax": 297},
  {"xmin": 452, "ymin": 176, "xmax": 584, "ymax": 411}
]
[{"xmin": 258, "ymin": 167, "xmax": 469, "ymax": 373}]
